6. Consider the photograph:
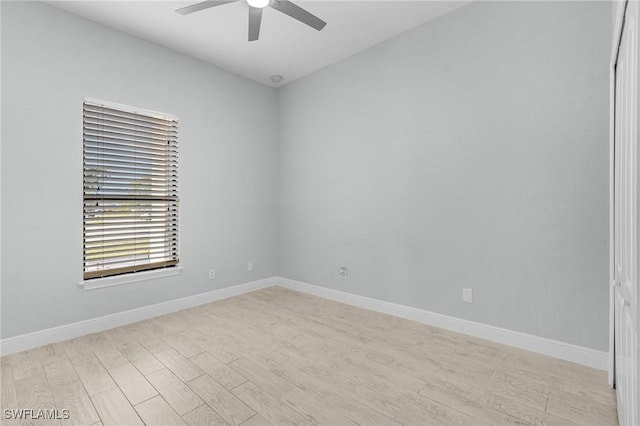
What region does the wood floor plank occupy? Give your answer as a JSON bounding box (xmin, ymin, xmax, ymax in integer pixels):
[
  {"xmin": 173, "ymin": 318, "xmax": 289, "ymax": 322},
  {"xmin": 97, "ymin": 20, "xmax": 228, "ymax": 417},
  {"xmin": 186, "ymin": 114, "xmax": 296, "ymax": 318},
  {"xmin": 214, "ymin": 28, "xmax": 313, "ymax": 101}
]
[
  {"xmin": 108, "ymin": 363, "xmax": 158, "ymax": 405},
  {"xmin": 551, "ymin": 374, "xmax": 617, "ymax": 405},
  {"xmin": 29, "ymin": 345, "xmax": 69, "ymax": 367},
  {"xmin": 261, "ymin": 349, "xmax": 401, "ymax": 426},
  {"xmin": 14, "ymin": 373, "xmax": 60, "ymax": 426},
  {"xmin": 0, "ymin": 364, "xmax": 20, "ymax": 425},
  {"xmin": 181, "ymin": 404, "xmax": 230, "ymax": 426},
  {"xmin": 230, "ymin": 381, "xmax": 310, "ymax": 426},
  {"xmin": 235, "ymin": 348, "xmax": 401, "ymax": 426},
  {"xmin": 417, "ymin": 371, "xmax": 530, "ymax": 425},
  {"xmin": 134, "ymin": 395, "xmax": 186, "ymax": 426},
  {"xmin": 490, "ymin": 369, "xmax": 550, "ymax": 410},
  {"xmin": 503, "ymin": 349, "xmax": 608, "ymax": 392},
  {"xmin": 8, "ymin": 350, "xmax": 43, "ymax": 381},
  {"xmin": 42, "ymin": 356, "xmax": 79, "ymax": 388},
  {"xmin": 280, "ymin": 348, "xmax": 406, "ymax": 419},
  {"xmin": 118, "ymin": 341, "xmax": 164, "ymax": 375},
  {"xmin": 227, "ymin": 357, "xmax": 293, "ymax": 398},
  {"xmin": 281, "ymin": 352, "xmax": 403, "ymax": 425},
  {"xmin": 182, "ymin": 328, "xmax": 242, "ymax": 364},
  {"xmin": 91, "ymin": 343, "xmax": 129, "ymax": 370},
  {"xmin": 280, "ymin": 387, "xmax": 358, "ymax": 425},
  {"xmin": 546, "ymin": 388, "xmax": 618, "ymax": 425},
  {"xmin": 155, "ymin": 348, "xmax": 205, "ymax": 382},
  {"xmin": 190, "ymin": 352, "xmax": 247, "ymax": 390},
  {"xmin": 1, "ymin": 357, "xmax": 18, "ymax": 410},
  {"xmin": 187, "ymin": 374, "xmax": 255, "ymax": 426},
  {"xmin": 489, "ymin": 393, "xmax": 582, "ymax": 426},
  {"xmin": 162, "ymin": 333, "xmax": 205, "ymax": 358},
  {"xmin": 337, "ymin": 397, "xmax": 403, "ymax": 426},
  {"xmin": 48, "ymin": 379, "xmax": 100, "ymax": 426},
  {"xmin": 41, "ymin": 351, "xmax": 99, "ymax": 426},
  {"xmin": 90, "ymin": 388, "xmax": 144, "ymax": 426},
  {"xmin": 138, "ymin": 334, "xmax": 173, "ymax": 354},
  {"xmin": 394, "ymin": 392, "xmax": 478, "ymax": 426},
  {"xmin": 152, "ymin": 313, "xmax": 193, "ymax": 336},
  {"xmin": 61, "ymin": 337, "xmax": 96, "ymax": 363},
  {"xmin": 238, "ymin": 414, "xmax": 271, "ymax": 426},
  {"xmin": 70, "ymin": 356, "xmax": 117, "ymax": 396},
  {"xmin": 145, "ymin": 368, "xmax": 204, "ymax": 415}
]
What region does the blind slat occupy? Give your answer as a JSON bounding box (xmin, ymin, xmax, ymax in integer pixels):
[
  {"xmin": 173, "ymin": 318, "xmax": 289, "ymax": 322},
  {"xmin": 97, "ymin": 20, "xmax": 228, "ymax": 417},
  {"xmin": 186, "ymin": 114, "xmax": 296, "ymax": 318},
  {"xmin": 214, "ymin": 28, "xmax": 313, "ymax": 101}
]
[
  {"xmin": 84, "ymin": 235, "xmax": 178, "ymax": 246},
  {"xmin": 84, "ymin": 129, "xmax": 177, "ymax": 145},
  {"xmin": 84, "ymin": 226, "xmax": 178, "ymax": 240},
  {"xmin": 86, "ymin": 246, "xmax": 178, "ymax": 258},
  {"xmin": 84, "ymin": 140, "xmax": 178, "ymax": 156},
  {"xmin": 84, "ymin": 146, "xmax": 177, "ymax": 162},
  {"xmin": 84, "ymin": 212, "xmax": 178, "ymax": 218},
  {"xmin": 84, "ymin": 153, "xmax": 178, "ymax": 168},
  {"xmin": 84, "ymin": 104, "xmax": 178, "ymax": 126},
  {"xmin": 84, "ymin": 117, "xmax": 179, "ymax": 136},
  {"xmin": 85, "ymin": 136, "xmax": 177, "ymax": 149},
  {"xmin": 85, "ymin": 241, "xmax": 178, "ymax": 252},
  {"xmin": 84, "ymin": 161, "xmax": 178, "ymax": 174}
]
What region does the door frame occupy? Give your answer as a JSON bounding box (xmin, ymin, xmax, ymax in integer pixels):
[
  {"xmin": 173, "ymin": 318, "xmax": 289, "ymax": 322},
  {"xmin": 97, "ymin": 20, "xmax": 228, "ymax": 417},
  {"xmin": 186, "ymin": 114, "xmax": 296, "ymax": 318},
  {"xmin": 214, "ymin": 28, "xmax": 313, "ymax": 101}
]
[{"xmin": 609, "ymin": 0, "xmax": 628, "ymax": 388}]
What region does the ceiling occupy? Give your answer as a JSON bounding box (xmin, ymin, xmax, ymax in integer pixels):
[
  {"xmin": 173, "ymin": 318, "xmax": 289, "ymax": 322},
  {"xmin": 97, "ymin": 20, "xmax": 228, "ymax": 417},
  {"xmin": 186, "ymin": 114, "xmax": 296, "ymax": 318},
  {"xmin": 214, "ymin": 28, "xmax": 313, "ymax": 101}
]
[{"xmin": 49, "ymin": 0, "xmax": 469, "ymax": 87}]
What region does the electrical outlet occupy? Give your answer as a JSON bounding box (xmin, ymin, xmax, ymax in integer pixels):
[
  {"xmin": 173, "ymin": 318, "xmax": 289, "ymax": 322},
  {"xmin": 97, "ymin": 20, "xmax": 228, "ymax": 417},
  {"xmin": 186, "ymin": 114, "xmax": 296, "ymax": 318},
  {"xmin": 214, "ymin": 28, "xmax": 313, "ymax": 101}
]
[
  {"xmin": 463, "ymin": 288, "xmax": 473, "ymax": 303},
  {"xmin": 339, "ymin": 266, "xmax": 348, "ymax": 279},
  {"xmin": 248, "ymin": 261, "xmax": 253, "ymax": 272},
  {"xmin": 208, "ymin": 269, "xmax": 215, "ymax": 279}
]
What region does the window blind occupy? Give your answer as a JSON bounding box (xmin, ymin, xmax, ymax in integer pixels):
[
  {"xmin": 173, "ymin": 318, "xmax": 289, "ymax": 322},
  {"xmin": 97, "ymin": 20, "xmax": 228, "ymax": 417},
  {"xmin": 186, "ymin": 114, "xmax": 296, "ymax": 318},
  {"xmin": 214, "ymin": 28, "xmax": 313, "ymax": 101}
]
[{"xmin": 83, "ymin": 99, "xmax": 179, "ymax": 280}]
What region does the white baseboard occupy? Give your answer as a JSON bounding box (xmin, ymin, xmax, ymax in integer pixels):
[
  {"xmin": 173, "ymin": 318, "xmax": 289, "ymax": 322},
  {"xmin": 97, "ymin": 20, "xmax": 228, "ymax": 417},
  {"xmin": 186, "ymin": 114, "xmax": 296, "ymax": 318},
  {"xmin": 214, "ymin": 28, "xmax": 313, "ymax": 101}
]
[
  {"xmin": 275, "ymin": 277, "xmax": 609, "ymax": 371},
  {"xmin": 1, "ymin": 275, "xmax": 609, "ymax": 372},
  {"xmin": 0, "ymin": 277, "xmax": 276, "ymax": 356}
]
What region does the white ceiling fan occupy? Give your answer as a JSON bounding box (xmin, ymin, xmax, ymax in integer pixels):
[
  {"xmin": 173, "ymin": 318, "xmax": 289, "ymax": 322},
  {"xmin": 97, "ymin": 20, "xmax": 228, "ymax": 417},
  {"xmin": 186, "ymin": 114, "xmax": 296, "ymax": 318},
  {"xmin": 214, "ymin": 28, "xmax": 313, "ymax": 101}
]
[{"xmin": 176, "ymin": 0, "xmax": 327, "ymax": 42}]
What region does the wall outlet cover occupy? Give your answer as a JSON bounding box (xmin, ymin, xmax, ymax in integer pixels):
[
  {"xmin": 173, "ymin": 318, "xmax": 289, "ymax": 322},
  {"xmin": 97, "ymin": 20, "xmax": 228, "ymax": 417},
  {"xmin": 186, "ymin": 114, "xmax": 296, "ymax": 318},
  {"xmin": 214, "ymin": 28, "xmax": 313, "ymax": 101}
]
[
  {"xmin": 463, "ymin": 288, "xmax": 473, "ymax": 303},
  {"xmin": 339, "ymin": 266, "xmax": 348, "ymax": 279}
]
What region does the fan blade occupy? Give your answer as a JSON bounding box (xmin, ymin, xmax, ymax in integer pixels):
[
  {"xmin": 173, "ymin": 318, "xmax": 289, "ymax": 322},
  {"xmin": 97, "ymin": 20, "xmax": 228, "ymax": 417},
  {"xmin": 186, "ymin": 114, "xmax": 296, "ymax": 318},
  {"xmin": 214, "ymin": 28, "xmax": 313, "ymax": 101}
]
[
  {"xmin": 270, "ymin": 0, "xmax": 326, "ymax": 31},
  {"xmin": 248, "ymin": 6, "xmax": 263, "ymax": 41},
  {"xmin": 176, "ymin": 0, "xmax": 237, "ymax": 15}
]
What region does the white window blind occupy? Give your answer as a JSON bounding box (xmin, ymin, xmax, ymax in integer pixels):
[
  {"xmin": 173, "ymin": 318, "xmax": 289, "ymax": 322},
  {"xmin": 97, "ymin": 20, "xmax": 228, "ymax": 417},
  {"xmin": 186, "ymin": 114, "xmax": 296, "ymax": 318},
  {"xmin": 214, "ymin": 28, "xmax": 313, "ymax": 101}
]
[{"xmin": 83, "ymin": 99, "xmax": 179, "ymax": 280}]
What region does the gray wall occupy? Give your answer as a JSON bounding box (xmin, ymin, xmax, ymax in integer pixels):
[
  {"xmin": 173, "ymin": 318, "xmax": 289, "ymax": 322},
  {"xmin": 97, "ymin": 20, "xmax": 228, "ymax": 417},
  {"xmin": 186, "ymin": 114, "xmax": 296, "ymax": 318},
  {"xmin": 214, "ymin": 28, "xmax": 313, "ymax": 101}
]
[
  {"xmin": 2, "ymin": 1, "xmax": 612, "ymax": 352},
  {"xmin": 1, "ymin": 1, "xmax": 279, "ymax": 338},
  {"xmin": 277, "ymin": 1, "xmax": 611, "ymax": 350}
]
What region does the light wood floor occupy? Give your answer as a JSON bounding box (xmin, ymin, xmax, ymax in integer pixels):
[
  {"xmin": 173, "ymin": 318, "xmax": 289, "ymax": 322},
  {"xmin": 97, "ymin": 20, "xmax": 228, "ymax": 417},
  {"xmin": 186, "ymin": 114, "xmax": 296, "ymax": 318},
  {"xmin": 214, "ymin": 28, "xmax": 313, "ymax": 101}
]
[{"xmin": 0, "ymin": 286, "xmax": 617, "ymax": 426}]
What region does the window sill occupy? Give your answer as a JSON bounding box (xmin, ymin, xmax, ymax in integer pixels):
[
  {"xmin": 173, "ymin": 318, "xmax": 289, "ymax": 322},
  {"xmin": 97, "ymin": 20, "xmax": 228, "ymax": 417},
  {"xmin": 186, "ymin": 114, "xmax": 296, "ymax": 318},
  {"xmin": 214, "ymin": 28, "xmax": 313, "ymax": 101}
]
[{"xmin": 79, "ymin": 267, "xmax": 183, "ymax": 291}]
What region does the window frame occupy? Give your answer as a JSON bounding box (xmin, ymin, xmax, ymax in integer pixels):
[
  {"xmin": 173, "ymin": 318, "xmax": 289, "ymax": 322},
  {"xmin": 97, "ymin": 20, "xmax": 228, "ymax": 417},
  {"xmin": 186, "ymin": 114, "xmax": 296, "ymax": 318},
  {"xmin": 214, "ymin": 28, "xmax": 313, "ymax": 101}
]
[{"xmin": 80, "ymin": 98, "xmax": 181, "ymax": 290}]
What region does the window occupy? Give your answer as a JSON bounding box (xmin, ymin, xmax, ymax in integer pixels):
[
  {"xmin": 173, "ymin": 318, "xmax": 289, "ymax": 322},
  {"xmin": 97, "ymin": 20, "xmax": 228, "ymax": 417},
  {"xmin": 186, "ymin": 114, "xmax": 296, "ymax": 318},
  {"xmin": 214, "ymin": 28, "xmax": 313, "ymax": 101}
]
[{"xmin": 83, "ymin": 99, "xmax": 179, "ymax": 281}]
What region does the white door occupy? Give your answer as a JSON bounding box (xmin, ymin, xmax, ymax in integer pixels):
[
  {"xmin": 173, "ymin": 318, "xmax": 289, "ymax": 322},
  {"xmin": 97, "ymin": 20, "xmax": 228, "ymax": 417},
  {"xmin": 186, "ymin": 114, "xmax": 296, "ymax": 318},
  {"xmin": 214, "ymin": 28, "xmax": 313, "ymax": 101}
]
[{"xmin": 614, "ymin": 1, "xmax": 639, "ymax": 425}]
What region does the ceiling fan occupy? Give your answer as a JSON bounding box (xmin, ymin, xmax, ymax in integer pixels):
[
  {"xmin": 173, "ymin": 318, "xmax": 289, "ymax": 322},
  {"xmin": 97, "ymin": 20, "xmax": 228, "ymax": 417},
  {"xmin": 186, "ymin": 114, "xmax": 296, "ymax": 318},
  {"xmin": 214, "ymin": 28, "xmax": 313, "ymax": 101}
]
[{"xmin": 176, "ymin": 0, "xmax": 327, "ymax": 42}]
